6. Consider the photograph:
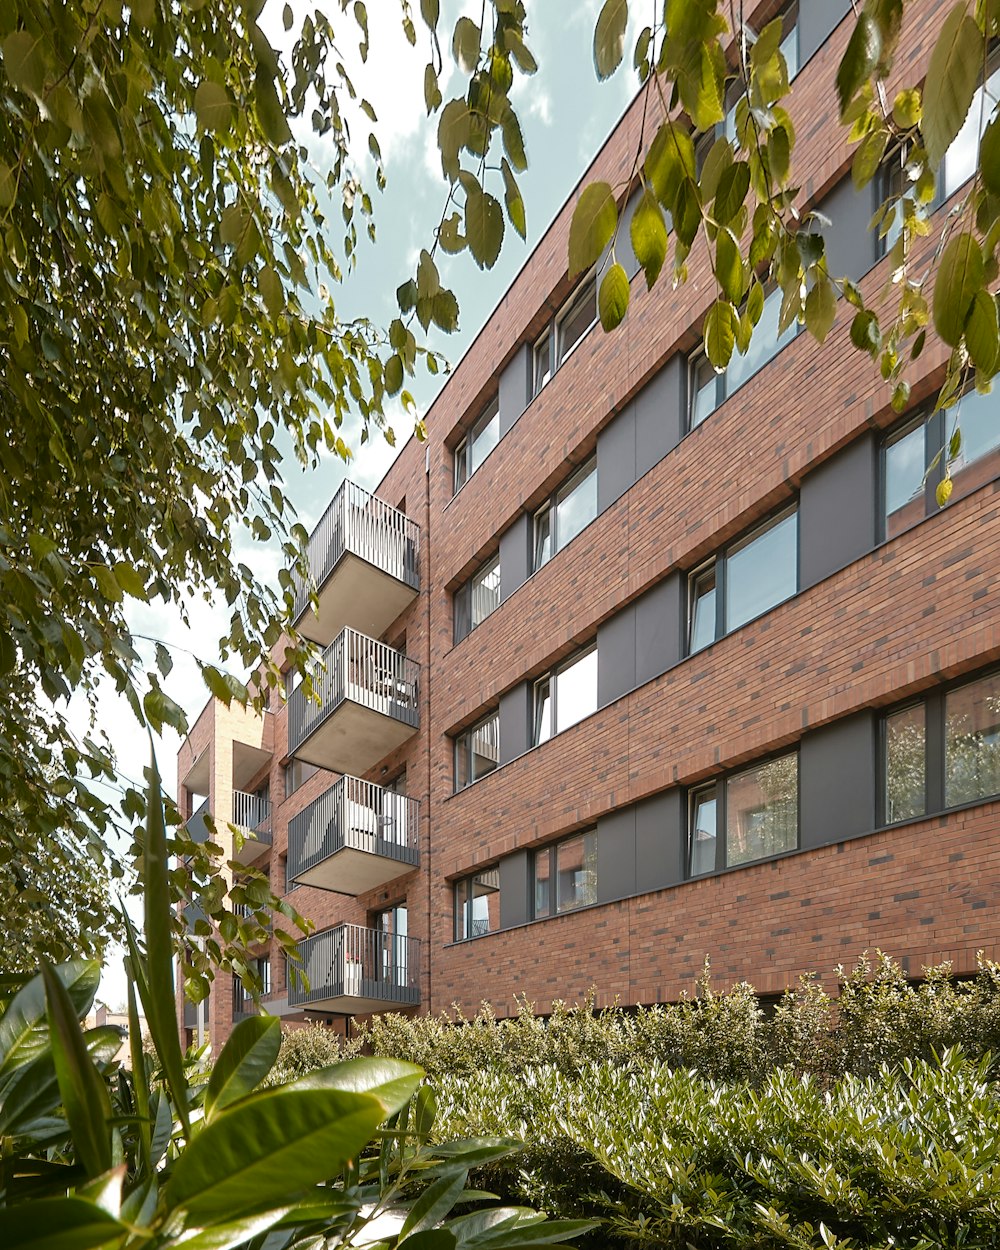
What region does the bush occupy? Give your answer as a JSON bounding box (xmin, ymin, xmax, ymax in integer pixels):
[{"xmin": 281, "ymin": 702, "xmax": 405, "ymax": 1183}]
[{"xmin": 264, "ymin": 1021, "xmax": 355, "ymax": 1086}]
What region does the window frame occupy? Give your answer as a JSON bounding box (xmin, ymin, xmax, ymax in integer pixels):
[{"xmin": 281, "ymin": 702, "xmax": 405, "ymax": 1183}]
[
  {"xmin": 530, "ymin": 272, "xmax": 598, "ymax": 400},
  {"xmin": 685, "ymin": 506, "xmax": 799, "ymax": 655},
  {"xmin": 453, "ymin": 866, "xmax": 502, "ymax": 941},
  {"xmin": 531, "ymin": 644, "xmax": 598, "ymax": 747},
  {"xmin": 531, "ymin": 455, "xmax": 598, "ymax": 573},
  {"xmin": 453, "ymin": 394, "xmax": 500, "ymax": 494},
  {"xmin": 531, "ymin": 828, "xmax": 599, "ymax": 919},
  {"xmin": 453, "ymin": 710, "xmax": 501, "ymax": 792},
  {"xmin": 454, "ymin": 552, "xmax": 501, "ymax": 644}
]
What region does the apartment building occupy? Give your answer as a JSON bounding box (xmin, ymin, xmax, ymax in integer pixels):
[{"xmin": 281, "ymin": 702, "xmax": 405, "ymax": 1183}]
[{"xmin": 176, "ymin": 0, "xmax": 1000, "ymax": 1052}]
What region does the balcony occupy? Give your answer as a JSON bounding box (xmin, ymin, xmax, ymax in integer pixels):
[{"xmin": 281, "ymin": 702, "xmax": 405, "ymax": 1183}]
[
  {"xmin": 289, "ymin": 923, "xmax": 420, "ymax": 1016},
  {"xmin": 293, "ymin": 481, "xmax": 419, "ymax": 646},
  {"xmin": 231, "ymin": 790, "xmax": 272, "ymax": 865},
  {"xmin": 289, "ymin": 777, "xmax": 419, "ymax": 895},
  {"xmin": 185, "ymin": 797, "xmax": 211, "ymax": 844},
  {"xmin": 287, "ymin": 629, "xmax": 419, "ymax": 775}
]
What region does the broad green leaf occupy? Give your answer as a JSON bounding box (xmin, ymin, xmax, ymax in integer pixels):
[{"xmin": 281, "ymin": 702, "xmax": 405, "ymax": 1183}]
[
  {"xmin": 254, "ymin": 70, "xmax": 292, "ymax": 146},
  {"xmin": 922, "ymin": 5, "xmax": 984, "ymax": 167},
  {"xmin": 399, "ymin": 1170, "xmax": 469, "ymax": 1240},
  {"xmin": 384, "ymin": 354, "xmax": 404, "ymax": 395},
  {"xmin": 0, "ymin": 961, "xmax": 99, "ymax": 1079},
  {"xmin": 43, "ymin": 964, "xmax": 113, "ymax": 1179},
  {"xmin": 289, "ymin": 1057, "xmax": 422, "ymax": 1111},
  {"xmin": 420, "ymin": 0, "xmax": 439, "ymax": 29},
  {"xmin": 113, "ymin": 561, "xmax": 147, "ymax": 600},
  {"xmin": 714, "ymin": 229, "xmax": 743, "ymax": 303},
  {"xmin": 852, "ymin": 126, "xmax": 888, "ymax": 188},
  {"xmin": 127, "ymin": 981, "xmax": 152, "ymax": 1176},
  {"xmin": 3, "ymin": 30, "xmax": 46, "ymax": 97},
  {"xmin": 156, "ymin": 1208, "xmax": 294, "ymax": 1249},
  {"xmin": 673, "ymin": 178, "xmax": 701, "ymax": 247},
  {"xmin": 704, "ymin": 299, "xmax": 736, "ymax": 370},
  {"xmin": 933, "ymin": 231, "xmax": 985, "ymax": 346},
  {"xmin": 598, "ymin": 262, "xmax": 630, "ymax": 330},
  {"xmin": 438, "ymin": 100, "xmax": 472, "ymax": 179},
  {"xmin": 937, "ymin": 476, "xmax": 954, "ymax": 506},
  {"xmin": 713, "ymin": 161, "xmax": 750, "ymax": 228},
  {"xmin": 645, "ymin": 121, "xmax": 695, "ymax": 208},
  {"xmin": 206, "ymin": 1016, "xmax": 281, "ymax": 1121},
  {"xmin": 501, "ymin": 159, "xmax": 526, "ymax": 240},
  {"xmin": 568, "ymin": 181, "xmax": 616, "ymax": 276},
  {"xmin": 194, "ymin": 81, "xmax": 233, "ymax": 133},
  {"xmin": 465, "ymin": 187, "xmax": 504, "ymax": 269},
  {"xmin": 892, "ymin": 87, "xmax": 922, "ymax": 130},
  {"xmin": 424, "ymin": 63, "xmax": 442, "ymax": 113},
  {"xmin": 629, "ymin": 189, "xmax": 667, "ymax": 289},
  {"xmin": 0, "ymin": 1196, "xmax": 129, "ymax": 1250},
  {"xmin": 965, "ymin": 287, "xmax": 999, "ymax": 372},
  {"xmin": 836, "ymin": 11, "xmax": 880, "ymax": 117},
  {"xmin": 981, "ymin": 117, "xmax": 1000, "ymax": 195},
  {"xmin": 805, "ymin": 276, "xmax": 838, "ymax": 342},
  {"xmin": 850, "ymin": 308, "xmax": 881, "ymax": 356},
  {"xmin": 501, "ymin": 108, "xmax": 527, "ymax": 172},
  {"xmin": 593, "ymin": 0, "xmax": 627, "ymax": 80},
  {"xmin": 452, "ymin": 17, "xmax": 480, "ymax": 72},
  {"xmin": 746, "ymin": 279, "xmax": 764, "ymax": 327}
]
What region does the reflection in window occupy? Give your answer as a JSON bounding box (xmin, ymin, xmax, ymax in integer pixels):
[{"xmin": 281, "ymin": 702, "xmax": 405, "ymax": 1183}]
[
  {"xmin": 454, "ymin": 867, "xmax": 501, "ymax": 941},
  {"xmin": 945, "ymin": 673, "xmax": 1000, "ymax": 808},
  {"xmin": 689, "ymin": 563, "xmax": 717, "ymax": 653},
  {"xmin": 943, "ymin": 59, "xmax": 1000, "ymax": 199},
  {"xmin": 533, "ymin": 458, "xmax": 597, "ymax": 572},
  {"xmin": 688, "ymin": 787, "xmax": 718, "ymax": 875},
  {"xmin": 726, "ymin": 754, "xmax": 798, "ymax": 866},
  {"xmin": 884, "ymin": 419, "xmax": 927, "ymax": 539},
  {"xmin": 454, "ymin": 396, "xmax": 500, "ymax": 493},
  {"xmin": 454, "ymin": 554, "xmax": 501, "ymax": 643},
  {"xmin": 950, "ymin": 388, "xmax": 1000, "ymax": 505},
  {"xmin": 454, "ymin": 712, "xmax": 500, "ymax": 791},
  {"xmin": 885, "ymin": 704, "xmax": 926, "ymax": 824},
  {"xmin": 533, "ymin": 831, "xmax": 598, "ymax": 917},
  {"xmin": 531, "ymin": 275, "xmax": 597, "ymax": 399},
  {"xmin": 533, "ymin": 846, "xmax": 551, "ymax": 917},
  {"xmin": 689, "ymin": 354, "xmax": 718, "ymax": 429},
  {"xmin": 725, "ymin": 511, "xmax": 798, "ymax": 633},
  {"xmin": 532, "ymin": 648, "xmax": 598, "ymax": 747}
]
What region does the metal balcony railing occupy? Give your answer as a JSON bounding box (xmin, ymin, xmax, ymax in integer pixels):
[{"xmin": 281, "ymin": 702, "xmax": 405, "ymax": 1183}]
[
  {"xmin": 289, "ymin": 923, "xmax": 420, "ymax": 1010},
  {"xmin": 287, "ymin": 628, "xmax": 419, "ymax": 757},
  {"xmin": 185, "ymin": 797, "xmax": 211, "ymax": 844},
  {"xmin": 293, "ymin": 480, "xmax": 419, "ymax": 621},
  {"xmin": 232, "ymin": 790, "xmax": 272, "ymax": 839},
  {"xmin": 288, "ymin": 777, "xmax": 419, "ymax": 883}
]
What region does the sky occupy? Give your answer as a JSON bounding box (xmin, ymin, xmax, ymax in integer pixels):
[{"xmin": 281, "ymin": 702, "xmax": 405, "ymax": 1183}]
[{"xmin": 89, "ymin": 1, "xmax": 638, "ymax": 1005}]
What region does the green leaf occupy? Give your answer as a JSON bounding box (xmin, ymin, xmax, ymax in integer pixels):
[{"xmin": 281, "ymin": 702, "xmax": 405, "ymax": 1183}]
[
  {"xmin": 804, "ymin": 276, "xmax": 838, "ymax": 343},
  {"xmin": 3, "ymin": 30, "xmax": 46, "ymax": 97},
  {"xmin": 933, "ymin": 231, "xmax": 985, "ymax": 347},
  {"xmin": 0, "ymin": 961, "xmax": 99, "ymax": 1079},
  {"xmin": 981, "ymin": 117, "xmax": 1000, "ymax": 196},
  {"xmin": 113, "ymin": 561, "xmax": 147, "ymax": 600},
  {"xmin": 42, "ymin": 964, "xmax": 113, "ymax": 1179},
  {"xmin": 501, "ymin": 159, "xmax": 526, "ymax": 240},
  {"xmin": 420, "ymin": 0, "xmax": 440, "ymax": 30},
  {"xmin": 452, "ymin": 17, "xmax": 480, "ymax": 72},
  {"xmin": 836, "ymin": 11, "xmax": 880, "ymax": 117},
  {"xmin": 0, "ymin": 1196, "xmax": 129, "ymax": 1250},
  {"xmin": 384, "ymin": 354, "xmax": 404, "ymax": 395},
  {"xmin": 850, "ymin": 308, "xmax": 881, "ymax": 357},
  {"xmin": 438, "ymin": 99, "xmax": 472, "ymax": 179},
  {"xmin": 254, "ymin": 70, "xmax": 292, "ymax": 146},
  {"xmin": 629, "ymin": 189, "xmax": 667, "ymax": 289},
  {"xmin": 965, "ymin": 287, "xmax": 999, "ymax": 372},
  {"xmin": 194, "ymin": 81, "xmax": 233, "ymax": 133},
  {"xmin": 593, "ymin": 0, "xmax": 628, "ymax": 80},
  {"xmin": 288, "ymin": 1057, "xmax": 422, "ymax": 1109},
  {"xmin": 892, "ymin": 87, "xmax": 922, "ymax": 130},
  {"xmin": 713, "ymin": 161, "xmax": 750, "ymax": 228},
  {"xmin": 922, "ymin": 4, "xmax": 984, "ymax": 168},
  {"xmin": 424, "ymin": 63, "xmax": 442, "ymax": 113},
  {"xmin": 704, "ymin": 299, "xmax": 736, "ymax": 370},
  {"xmin": 93, "ymin": 565, "xmax": 122, "ymax": 604},
  {"xmin": 568, "ymin": 181, "xmax": 616, "ymax": 277},
  {"xmin": 645, "ymin": 121, "xmax": 695, "ymax": 208},
  {"xmin": 936, "ymin": 476, "xmax": 954, "ymax": 506},
  {"xmin": 714, "ymin": 229, "xmax": 743, "ymax": 303},
  {"xmin": 501, "ymin": 108, "xmax": 527, "ymax": 172},
  {"xmin": 465, "ymin": 186, "xmax": 504, "ymax": 269},
  {"xmin": 598, "ymin": 262, "xmax": 630, "ymax": 330},
  {"xmin": 205, "ymin": 1016, "xmax": 281, "ymax": 1122},
  {"xmin": 400, "ymin": 1171, "xmax": 469, "ymax": 1241},
  {"xmin": 852, "ymin": 127, "xmax": 888, "ymax": 189}
]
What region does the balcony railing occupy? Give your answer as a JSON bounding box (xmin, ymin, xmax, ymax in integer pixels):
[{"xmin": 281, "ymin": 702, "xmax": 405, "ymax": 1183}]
[
  {"xmin": 287, "ymin": 628, "xmax": 419, "ymax": 773},
  {"xmin": 232, "ymin": 790, "xmax": 272, "ymax": 838},
  {"xmin": 185, "ymin": 797, "xmax": 211, "ymax": 844},
  {"xmin": 288, "ymin": 777, "xmax": 419, "ymax": 894},
  {"xmin": 292, "ymin": 481, "xmax": 419, "ymax": 642},
  {"xmin": 289, "ymin": 923, "xmax": 420, "ymax": 1013}
]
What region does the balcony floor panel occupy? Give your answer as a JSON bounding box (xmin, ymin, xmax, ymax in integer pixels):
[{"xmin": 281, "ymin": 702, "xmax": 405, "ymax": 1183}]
[
  {"xmin": 298, "ymin": 553, "xmax": 417, "ymax": 646},
  {"xmin": 295, "ymin": 845, "xmax": 417, "ymax": 895},
  {"xmin": 297, "ymin": 988, "xmax": 420, "ymax": 1016},
  {"xmin": 292, "ymin": 701, "xmax": 417, "ymax": 775},
  {"xmin": 232, "ymin": 832, "xmax": 271, "ymax": 865}
]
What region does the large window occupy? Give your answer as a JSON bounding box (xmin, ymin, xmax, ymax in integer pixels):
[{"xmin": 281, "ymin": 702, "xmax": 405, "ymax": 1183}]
[
  {"xmin": 532, "ymin": 274, "xmax": 597, "ymax": 397},
  {"xmin": 882, "ymin": 672, "xmax": 1000, "ymax": 823},
  {"xmin": 532, "ymin": 647, "xmax": 598, "ymax": 746},
  {"xmin": 688, "ymin": 287, "xmax": 797, "ymax": 428},
  {"xmin": 883, "ymin": 388, "xmax": 1000, "ymax": 539},
  {"xmin": 454, "ymin": 554, "xmax": 501, "ymax": 643},
  {"xmin": 688, "ymin": 509, "xmax": 798, "ymax": 653},
  {"xmin": 688, "ymin": 752, "xmax": 798, "ymax": 876},
  {"xmin": 533, "ymin": 830, "xmax": 598, "ymax": 917},
  {"xmin": 454, "ymin": 711, "xmax": 500, "ymax": 791},
  {"xmin": 454, "ymin": 867, "xmax": 501, "ymax": 941},
  {"xmin": 454, "ymin": 395, "xmax": 500, "ymax": 493},
  {"xmin": 533, "ymin": 456, "xmax": 597, "ymax": 571},
  {"xmin": 284, "ymin": 758, "xmax": 318, "ymax": 798}
]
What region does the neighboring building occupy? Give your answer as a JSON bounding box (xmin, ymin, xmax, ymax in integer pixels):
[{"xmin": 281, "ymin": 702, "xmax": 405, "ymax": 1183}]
[
  {"xmin": 85, "ymin": 1004, "xmax": 137, "ymax": 1070},
  {"xmin": 176, "ymin": 0, "xmax": 1000, "ymax": 1053}
]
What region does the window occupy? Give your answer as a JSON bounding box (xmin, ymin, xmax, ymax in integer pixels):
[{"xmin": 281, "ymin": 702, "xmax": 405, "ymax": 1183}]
[
  {"xmin": 687, "ymin": 509, "xmax": 798, "ymax": 653},
  {"xmin": 454, "ymin": 395, "xmax": 500, "ymax": 493},
  {"xmin": 688, "ymin": 287, "xmax": 797, "ymax": 427},
  {"xmin": 532, "ymin": 457, "xmax": 597, "ymax": 571},
  {"xmin": 532, "ymin": 647, "xmax": 598, "ymax": 746},
  {"xmin": 374, "ymin": 905, "xmax": 410, "ymax": 987},
  {"xmin": 532, "ymin": 830, "xmax": 598, "ymax": 917},
  {"xmin": 882, "ymin": 672, "xmax": 1000, "ymax": 822},
  {"xmin": 687, "ymin": 753, "xmax": 798, "ymax": 875},
  {"xmin": 454, "ymin": 711, "xmax": 500, "ymax": 791},
  {"xmin": 882, "ymin": 388, "xmax": 1000, "ymax": 540},
  {"xmin": 284, "ymin": 758, "xmax": 318, "ymax": 798},
  {"xmin": 454, "ymin": 867, "xmax": 501, "ymax": 940},
  {"xmin": 531, "ymin": 274, "xmax": 597, "ymax": 398},
  {"xmin": 454, "ymin": 554, "xmax": 501, "ymax": 643}
]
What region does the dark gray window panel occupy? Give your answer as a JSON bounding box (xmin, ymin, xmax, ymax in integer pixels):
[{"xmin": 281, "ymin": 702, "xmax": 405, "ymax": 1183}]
[
  {"xmin": 636, "ymin": 573, "xmax": 683, "ymax": 687},
  {"xmin": 637, "ymin": 789, "xmax": 686, "ymax": 893},
  {"xmin": 498, "ymin": 512, "xmax": 531, "ymax": 603},
  {"xmin": 798, "ymin": 0, "xmax": 852, "ymax": 66},
  {"xmin": 597, "ymin": 806, "xmax": 636, "ymax": 903},
  {"xmin": 799, "ymin": 434, "xmax": 877, "ymax": 590},
  {"xmin": 597, "ymin": 404, "xmax": 636, "ymax": 512},
  {"xmin": 498, "ymin": 849, "xmax": 530, "ymax": 928},
  {"xmin": 499, "ymin": 682, "xmax": 530, "ymax": 765},
  {"xmin": 816, "ymin": 173, "xmax": 877, "ymax": 284},
  {"xmin": 636, "ymin": 354, "xmax": 684, "ymax": 478},
  {"xmin": 598, "ymin": 605, "xmax": 636, "ymax": 708},
  {"xmin": 499, "ymin": 343, "xmax": 531, "ymax": 436},
  {"xmin": 799, "ymin": 712, "xmax": 876, "ymax": 849}
]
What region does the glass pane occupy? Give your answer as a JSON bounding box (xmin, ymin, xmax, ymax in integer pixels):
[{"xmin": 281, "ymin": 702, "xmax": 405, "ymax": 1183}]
[
  {"xmin": 726, "ymin": 286, "xmax": 796, "ymax": 395},
  {"xmin": 944, "ymin": 60, "xmax": 1000, "ymax": 198},
  {"xmin": 945, "ymin": 674, "xmax": 1000, "ymax": 807},
  {"xmin": 780, "ymin": 8, "xmax": 799, "ymax": 80},
  {"xmin": 471, "ymin": 557, "xmax": 501, "ymax": 628},
  {"xmin": 533, "ymin": 331, "xmax": 551, "ymax": 395},
  {"xmin": 533, "ymin": 506, "xmax": 552, "ymax": 571},
  {"xmin": 689, "ymin": 565, "xmax": 717, "ymax": 654},
  {"xmin": 884, "ymin": 421, "xmax": 926, "ymax": 538},
  {"xmin": 556, "ymin": 649, "xmax": 597, "ymax": 733},
  {"xmin": 533, "ymin": 850, "xmax": 551, "ymax": 917},
  {"xmin": 689, "ymin": 789, "xmax": 717, "ymax": 875},
  {"xmin": 470, "ymin": 868, "xmax": 501, "ymax": 937},
  {"xmin": 471, "ymin": 714, "xmax": 499, "ymax": 782},
  {"xmin": 454, "ymin": 881, "xmax": 469, "ymax": 941},
  {"xmin": 454, "ymin": 586, "xmax": 471, "ymax": 642},
  {"xmin": 726, "ymin": 754, "xmax": 798, "ymax": 866},
  {"xmin": 885, "ymin": 704, "xmax": 926, "ymax": 824},
  {"xmin": 725, "ymin": 512, "xmax": 797, "ymax": 632},
  {"xmin": 454, "ymin": 439, "xmax": 469, "ymax": 492},
  {"xmin": 950, "ymin": 388, "xmax": 1000, "ymax": 504},
  {"xmin": 690, "ymin": 354, "xmax": 718, "ymax": 428},
  {"xmin": 557, "ymin": 278, "xmax": 596, "ymax": 363},
  {"xmin": 556, "ymin": 460, "xmax": 597, "ymax": 551},
  {"xmin": 455, "ymin": 739, "xmax": 470, "ymax": 791},
  {"xmin": 556, "ymin": 831, "xmax": 597, "ymax": 912},
  {"xmin": 470, "ymin": 401, "xmax": 499, "ymax": 473},
  {"xmin": 533, "ymin": 677, "xmax": 552, "ymax": 746}
]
